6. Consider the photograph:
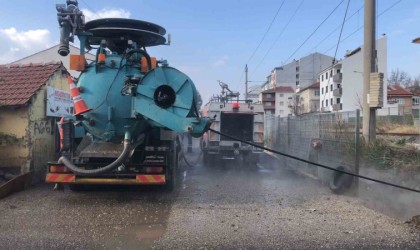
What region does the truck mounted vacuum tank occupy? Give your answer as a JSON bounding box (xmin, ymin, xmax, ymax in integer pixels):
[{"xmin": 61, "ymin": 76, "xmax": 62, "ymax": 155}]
[{"xmin": 46, "ymin": 0, "xmax": 210, "ymax": 190}]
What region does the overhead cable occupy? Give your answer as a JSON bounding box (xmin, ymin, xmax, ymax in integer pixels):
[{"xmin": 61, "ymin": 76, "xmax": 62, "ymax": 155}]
[{"xmin": 283, "ymin": 0, "xmax": 345, "ymax": 65}]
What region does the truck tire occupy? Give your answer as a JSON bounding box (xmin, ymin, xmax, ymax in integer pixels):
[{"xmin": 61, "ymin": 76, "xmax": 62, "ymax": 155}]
[
  {"xmin": 68, "ymin": 184, "xmax": 86, "ymax": 191},
  {"xmin": 243, "ymin": 152, "xmax": 259, "ymax": 167},
  {"xmin": 165, "ymin": 146, "xmax": 177, "ymax": 192},
  {"xmin": 165, "ymin": 165, "xmax": 176, "ymax": 192},
  {"xmin": 329, "ymin": 166, "xmax": 354, "ymax": 194},
  {"xmin": 203, "ymin": 152, "xmax": 215, "ymax": 166}
]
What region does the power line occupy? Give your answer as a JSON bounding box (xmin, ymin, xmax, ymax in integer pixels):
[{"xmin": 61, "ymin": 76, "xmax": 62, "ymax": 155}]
[
  {"xmin": 333, "ymin": 0, "xmax": 351, "ymax": 63},
  {"xmin": 323, "ymin": 0, "xmax": 403, "ymax": 54},
  {"xmin": 306, "ymin": 4, "xmax": 364, "ymax": 55},
  {"xmin": 79, "ymin": 0, "xmax": 95, "ymax": 12},
  {"xmin": 282, "ymin": 0, "xmax": 345, "ymax": 65},
  {"xmin": 246, "ymin": 0, "xmax": 286, "ymax": 64},
  {"xmin": 251, "ymin": 0, "xmax": 305, "ymax": 76},
  {"xmin": 237, "ymin": 0, "xmax": 286, "ymax": 91}
]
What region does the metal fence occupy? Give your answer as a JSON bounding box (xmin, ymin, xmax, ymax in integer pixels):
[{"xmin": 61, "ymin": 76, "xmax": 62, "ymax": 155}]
[
  {"xmin": 264, "ymin": 110, "xmax": 420, "ymax": 219},
  {"xmin": 264, "ymin": 111, "xmax": 359, "ymax": 183},
  {"xmin": 265, "ymin": 109, "xmax": 420, "ymax": 181}
]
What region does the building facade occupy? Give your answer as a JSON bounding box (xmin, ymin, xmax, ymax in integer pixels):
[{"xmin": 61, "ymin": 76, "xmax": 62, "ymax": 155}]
[
  {"xmin": 320, "ymin": 36, "xmax": 388, "ymax": 112},
  {"xmin": 270, "ymin": 52, "xmax": 333, "ymax": 89},
  {"xmin": 292, "ymin": 82, "xmax": 320, "ymax": 115},
  {"xmin": 0, "ymin": 63, "xmax": 67, "ymax": 182},
  {"xmin": 261, "ymin": 86, "xmax": 294, "ymax": 117}
]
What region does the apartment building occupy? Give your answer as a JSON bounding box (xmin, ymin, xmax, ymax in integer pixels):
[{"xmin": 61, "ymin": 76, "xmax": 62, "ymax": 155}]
[
  {"xmin": 261, "ymin": 86, "xmax": 294, "ymax": 116},
  {"xmin": 269, "ymin": 52, "xmax": 333, "ymax": 89},
  {"xmin": 292, "ymin": 82, "xmax": 321, "ymax": 115},
  {"xmin": 320, "ymin": 36, "xmax": 388, "ymax": 112}
]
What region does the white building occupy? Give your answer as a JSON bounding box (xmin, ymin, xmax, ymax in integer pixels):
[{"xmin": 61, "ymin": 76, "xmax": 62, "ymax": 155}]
[
  {"xmin": 246, "ymin": 84, "xmax": 263, "ymax": 104},
  {"xmin": 11, "ymin": 44, "xmax": 95, "ymax": 78},
  {"xmin": 320, "ymin": 36, "xmax": 388, "ymax": 112},
  {"xmin": 269, "ymin": 52, "xmax": 334, "ymax": 89}
]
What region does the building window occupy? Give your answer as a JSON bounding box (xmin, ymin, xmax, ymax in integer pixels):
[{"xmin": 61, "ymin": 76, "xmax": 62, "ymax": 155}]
[
  {"xmin": 265, "ymin": 93, "xmax": 272, "ymax": 98},
  {"xmin": 330, "ymin": 70, "xmax": 333, "ymax": 76},
  {"xmin": 321, "ymin": 100, "xmax": 324, "ymax": 107},
  {"xmin": 279, "ymin": 93, "xmax": 284, "ymax": 97},
  {"xmin": 337, "ymin": 83, "xmax": 341, "ymax": 88},
  {"xmin": 330, "ymin": 98, "xmax": 333, "ymax": 105},
  {"xmin": 321, "ymin": 75, "xmax": 324, "ymax": 81},
  {"xmin": 330, "ymin": 84, "xmax": 333, "ymax": 91},
  {"xmin": 265, "ymin": 102, "xmax": 272, "ymax": 106},
  {"xmin": 326, "ymin": 72, "xmax": 329, "ymax": 79},
  {"xmin": 296, "ymin": 66, "xmax": 299, "ymax": 72},
  {"xmin": 337, "ymin": 69, "xmax": 341, "ymax": 73},
  {"xmin": 326, "ymin": 86, "xmax": 328, "ymax": 93},
  {"xmin": 326, "ymin": 100, "xmax": 328, "ymax": 106},
  {"xmin": 388, "ymin": 98, "xmax": 404, "ymax": 105},
  {"xmin": 337, "ymin": 98, "xmax": 340, "ymax": 103},
  {"xmin": 279, "ymin": 110, "xmax": 284, "ymax": 114},
  {"xmin": 280, "ymin": 101, "xmax": 284, "ymax": 106},
  {"xmin": 314, "ymin": 89, "xmax": 320, "ymax": 96},
  {"xmin": 413, "ymin": 97, "xmax": 420, "ymax": 106},
  {"xmin": 296, "ymin": 74, "xmax": 299, "ymax": 79},
  {"xmin": 321, "ymin": 87, "xmax": 324, "ymax": 94},
  {"xmin": 296, "ymin": 81, "xmax": 299, "ymax": 86}
]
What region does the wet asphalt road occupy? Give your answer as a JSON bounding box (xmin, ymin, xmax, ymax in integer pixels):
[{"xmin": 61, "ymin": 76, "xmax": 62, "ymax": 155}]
[{"xmin": 0, "ymin": 141, "xmax": 419, "ymax": 249}]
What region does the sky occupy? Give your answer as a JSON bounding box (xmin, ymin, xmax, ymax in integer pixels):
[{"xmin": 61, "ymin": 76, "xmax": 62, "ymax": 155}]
[{"xmin": 0, "ymin": 0, "xmax": 419, "ymax": 102}]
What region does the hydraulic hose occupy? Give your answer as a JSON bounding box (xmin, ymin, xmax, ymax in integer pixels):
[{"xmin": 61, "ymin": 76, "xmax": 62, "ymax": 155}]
[{"xmin": 58, "ymin": 132, "xmax": 133, "ymax": 177}]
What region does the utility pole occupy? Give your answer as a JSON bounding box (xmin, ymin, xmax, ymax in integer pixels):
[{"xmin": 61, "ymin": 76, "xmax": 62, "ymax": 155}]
[
  {"xmin": 362, "ymin": 0, "xmax": 377, "ymax": 142},
  {"xmin": 245, "ymin": 64, "xmax": 248, "ymax": 100}
]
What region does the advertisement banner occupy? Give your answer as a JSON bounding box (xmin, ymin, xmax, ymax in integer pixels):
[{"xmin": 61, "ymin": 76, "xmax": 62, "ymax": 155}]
[{"xmin": 46, "ymin": 86, "xmax": 73, "ymax": 117}]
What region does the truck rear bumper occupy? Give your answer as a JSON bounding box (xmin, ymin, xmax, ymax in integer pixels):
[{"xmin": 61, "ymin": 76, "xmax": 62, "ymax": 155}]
[{"xmin": 45, "ymin": 173, "xmax": 166, "ymax": 185}]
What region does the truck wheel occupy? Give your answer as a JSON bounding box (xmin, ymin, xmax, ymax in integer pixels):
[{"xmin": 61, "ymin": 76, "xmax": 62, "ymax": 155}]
[
  {"xmin": 203, "ymin": 152, "xmax": 215, "ymax": 166},
  {"xmin": 165, "ymin": 166, "xmax": 176, "ymax": 192},
  {"xmin": 68, "ymin": 184, "xmax": 86, "ymax": 191}
]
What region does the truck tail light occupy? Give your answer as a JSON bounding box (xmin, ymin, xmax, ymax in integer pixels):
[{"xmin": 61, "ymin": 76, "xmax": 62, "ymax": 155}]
[
  {"xmin": 50, "ymin": 165, "xmax": 70, "ymax": 173},
  {"xmin": 144, "ymin": 166, "xmax": 163, "ymax": 174}
]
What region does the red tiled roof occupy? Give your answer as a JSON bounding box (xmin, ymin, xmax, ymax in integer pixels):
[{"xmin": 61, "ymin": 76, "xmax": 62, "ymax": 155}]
[
  {"xmin": 262, "ymin": 86, "xmax": 295, "ymax": 93},
  {"xmin": 387, "ymin": 85, "xmax": 413, "ymax": 97},
  {"xmin": 0, "ymin": 62, "xmax": 63, "ymax": 106},
  {"xmin": 298, "ymin": 82, "xmax": 320, "ymax": 93}
]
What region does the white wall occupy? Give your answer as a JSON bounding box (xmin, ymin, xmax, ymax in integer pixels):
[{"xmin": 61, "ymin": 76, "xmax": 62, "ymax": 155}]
[
  {"xmin": 320, "ymin": 36, "xmax": 388, "ymax": 112},
  {"xmin": 12, "ymin": 45, "xmax": 95, "ymax": 78},
  {"xmin": 275, "ymin": 92, "xmax": 293, "ymax": 117}
]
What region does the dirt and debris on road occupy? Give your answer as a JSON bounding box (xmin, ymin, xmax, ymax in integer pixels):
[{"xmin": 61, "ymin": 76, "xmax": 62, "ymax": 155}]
[{"xmin": 0, "ymin": 151, "xmax": 419, "ymax": 249}]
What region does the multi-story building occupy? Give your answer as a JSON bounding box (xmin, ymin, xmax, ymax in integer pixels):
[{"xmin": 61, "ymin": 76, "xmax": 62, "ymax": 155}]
[
  {"xmin": 269, "ymin": 52, "xmax": 333, "ymax": 89},
  {"xmin": 261, "ymin": 86, "xmax": 294, "ymax": 116},
  {"xmin": 291, "ymin": 82, "xmax": 320, "ymax": 115},
  {"xmin": 320, "ymin": 36, "xmax": 388, "ymax": 112}
]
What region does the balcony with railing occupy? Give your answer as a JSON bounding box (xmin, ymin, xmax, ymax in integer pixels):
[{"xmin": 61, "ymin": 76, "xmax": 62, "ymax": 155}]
[
  {"xmin": 333, "ymin": 73, "xmax": 342, "ymax": 82},
  {"xmin": 333, "ymin": 87, "xmax": 342, "ymax": 96}
]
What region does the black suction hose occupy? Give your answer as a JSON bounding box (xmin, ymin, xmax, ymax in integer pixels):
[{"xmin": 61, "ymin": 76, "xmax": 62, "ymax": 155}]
[
  {"xmin": 58, "ymin": 132, "xmax": 134, "ymax": 177},
  {"xmin": 124, "ymin": 49, "xmax": 152, "ymax": 71}
]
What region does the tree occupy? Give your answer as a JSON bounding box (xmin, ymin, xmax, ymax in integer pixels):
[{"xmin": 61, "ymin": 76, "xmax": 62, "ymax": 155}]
[{"xmin": 388, "ymin": 69, "xmax": 413, "ymax": 87}]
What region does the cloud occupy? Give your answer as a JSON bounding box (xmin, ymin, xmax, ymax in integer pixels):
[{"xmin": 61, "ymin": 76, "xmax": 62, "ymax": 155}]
[
  {"xmin": 212, "ymin": 55, "xmax": 229, "ymax": 67},
  {"xmin": 0, "ymin": 28, "xmax": 52, "ymax": 64},
  {"xmin": 82, "ymin": 8, "xmax": 131, "ymax": 21}
]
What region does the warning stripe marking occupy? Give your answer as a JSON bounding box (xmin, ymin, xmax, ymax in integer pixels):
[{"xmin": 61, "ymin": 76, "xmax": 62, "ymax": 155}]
[
  {"xmin": 45, "ymin": 174, "xmax": 75, "ymax": 183},
  {"xmin": 136, "ymin": 175, "xmax": 165, "ymax": 184}
]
